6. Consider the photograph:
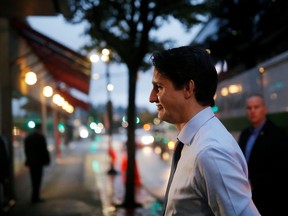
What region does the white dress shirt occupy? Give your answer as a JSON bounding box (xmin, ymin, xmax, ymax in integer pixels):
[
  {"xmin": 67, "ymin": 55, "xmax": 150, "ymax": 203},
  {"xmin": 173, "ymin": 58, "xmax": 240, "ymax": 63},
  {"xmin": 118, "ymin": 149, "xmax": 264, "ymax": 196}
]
[{"xmin": 164, "ymin": 107, "xmax": 260, "ymax": 216}]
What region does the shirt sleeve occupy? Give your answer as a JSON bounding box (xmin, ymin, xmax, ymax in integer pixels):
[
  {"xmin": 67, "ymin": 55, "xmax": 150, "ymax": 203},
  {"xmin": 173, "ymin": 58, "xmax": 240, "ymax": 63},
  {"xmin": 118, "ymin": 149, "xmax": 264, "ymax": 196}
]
[{"xmin": 194, "ymin": 146, "xmax": 260, "ymax": 216}]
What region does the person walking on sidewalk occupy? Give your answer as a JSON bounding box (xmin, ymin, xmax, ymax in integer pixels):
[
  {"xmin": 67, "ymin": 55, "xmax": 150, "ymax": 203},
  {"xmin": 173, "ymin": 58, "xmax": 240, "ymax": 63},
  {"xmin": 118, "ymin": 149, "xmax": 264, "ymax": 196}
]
[
  {"xmin": 238, "ymin": 94, "xmax": 288, "ymax": 216},
  {"xmin": 149, "ymin": 46, "xmax": 260, "ymax": 215},
  {"xmin": 24, "ymin": 123, "xmax": 50, "ymax": 203}
]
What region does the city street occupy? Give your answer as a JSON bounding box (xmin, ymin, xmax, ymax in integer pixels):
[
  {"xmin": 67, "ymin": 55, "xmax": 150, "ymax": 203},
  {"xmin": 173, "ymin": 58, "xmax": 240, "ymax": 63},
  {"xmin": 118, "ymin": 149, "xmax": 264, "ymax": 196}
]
[{"xmin": 6, "ymin": 134, "xmax": 171, "ymax": 216}]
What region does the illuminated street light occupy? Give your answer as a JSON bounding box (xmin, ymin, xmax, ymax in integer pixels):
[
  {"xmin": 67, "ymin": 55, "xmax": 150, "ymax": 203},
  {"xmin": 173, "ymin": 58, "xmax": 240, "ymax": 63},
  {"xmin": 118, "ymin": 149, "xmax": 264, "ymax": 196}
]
[
  {"xmin": 258, "ymin": 66, "xmax": 265, "ymax": 95},
  {"xmin": 103, "ymin": 48, "xmax": 117, "ymax": 175},
  {"xmin": 43, "ymin": 85, "xmax": 53, "ymax": 97},
  {"xmin": 90, "ymin": 48, "xmax": 117, "ymax": 175},
  {"xmin": 25, "ymin": 71, "xmax": 37, "ymax": 85},
  {"xmin": 90, "ymin": 54, "xmax": 100, "ymax": 63},
  {"xmin": 41, "ymin": 85, "xmax": 53, "ymax": 136},
  {"xmin": 102, "ymin": 48, "xmax": 110, "ymax": 56},
  {"xmin": 53, "ymin": 94, "xmax": 65, "ymax": 106},
  {"xmin": 107, "ymin": 83, "xmax": 114, "ymax": 92}
]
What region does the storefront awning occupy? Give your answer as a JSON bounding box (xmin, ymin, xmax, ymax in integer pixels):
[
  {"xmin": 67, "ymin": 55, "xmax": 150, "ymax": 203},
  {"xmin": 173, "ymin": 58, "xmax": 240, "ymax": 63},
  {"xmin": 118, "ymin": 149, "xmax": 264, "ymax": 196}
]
[
  {"xmin": 56, "ymin": 89, "xmax": 90, "ymax": 111},
  {"xmin": 10, "ymin": 19, "xmax": 91, "ymax": 95}
]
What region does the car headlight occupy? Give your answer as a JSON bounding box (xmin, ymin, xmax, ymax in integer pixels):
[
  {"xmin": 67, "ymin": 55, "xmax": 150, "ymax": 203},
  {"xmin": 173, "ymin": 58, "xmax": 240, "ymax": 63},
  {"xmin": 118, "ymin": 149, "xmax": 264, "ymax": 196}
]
[{"xmin": 141, "ymin": 135, "xmax": 154, "ymax": 145}]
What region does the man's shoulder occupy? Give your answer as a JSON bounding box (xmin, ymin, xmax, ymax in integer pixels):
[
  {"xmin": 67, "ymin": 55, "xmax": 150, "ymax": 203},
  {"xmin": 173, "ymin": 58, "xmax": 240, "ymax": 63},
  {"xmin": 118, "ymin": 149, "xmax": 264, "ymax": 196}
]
[
  {"xmin": 262, "ymin": 119, "xmax": 288, "ymax": 138},
  {"xmin": 264, "ymin": 119, "xmax": 284, "ymax": 131}
]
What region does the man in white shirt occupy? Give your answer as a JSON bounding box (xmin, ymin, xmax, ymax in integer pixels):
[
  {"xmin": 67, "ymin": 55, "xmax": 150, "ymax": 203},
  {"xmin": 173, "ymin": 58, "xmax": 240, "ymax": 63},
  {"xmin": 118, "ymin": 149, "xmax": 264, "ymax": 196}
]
[{"xmin": 149, "ymin": 46, "xmax": 260, "ymax": 215}]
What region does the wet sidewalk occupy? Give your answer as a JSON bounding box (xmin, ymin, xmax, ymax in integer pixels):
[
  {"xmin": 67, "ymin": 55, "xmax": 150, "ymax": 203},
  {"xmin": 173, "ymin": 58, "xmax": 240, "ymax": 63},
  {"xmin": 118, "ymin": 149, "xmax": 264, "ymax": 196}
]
[{"xmin": 5, "ymin": 134, "xmax": 170, "ymax": 216}]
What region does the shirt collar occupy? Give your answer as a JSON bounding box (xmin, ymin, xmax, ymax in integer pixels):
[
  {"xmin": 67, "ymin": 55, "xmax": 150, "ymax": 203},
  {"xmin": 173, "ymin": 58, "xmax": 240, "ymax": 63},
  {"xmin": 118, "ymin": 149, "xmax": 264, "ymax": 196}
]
[{"xmin": 178, "ymin": 107, "xmax": 215, "ymax": 146}]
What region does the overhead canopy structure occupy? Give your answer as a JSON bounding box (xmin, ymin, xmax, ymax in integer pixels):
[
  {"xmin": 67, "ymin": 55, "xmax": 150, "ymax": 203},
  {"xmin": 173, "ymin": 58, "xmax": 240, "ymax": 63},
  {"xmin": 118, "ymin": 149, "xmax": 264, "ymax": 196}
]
[
  {"xmin": 11, "ymin": 19, "xmax": 91, "ymax": 95},
  {"xmin": 9, "ymin": 19, "xmax": 91, "ymax": 111},
  {"xmin": 56, "ymin": 89, "xmax": 90, "ymax": 111}
]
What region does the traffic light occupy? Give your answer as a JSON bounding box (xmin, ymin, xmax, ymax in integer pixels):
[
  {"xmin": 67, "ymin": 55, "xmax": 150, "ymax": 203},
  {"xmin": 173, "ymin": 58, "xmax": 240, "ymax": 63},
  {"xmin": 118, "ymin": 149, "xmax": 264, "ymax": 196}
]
[
  {"xmin": 27, "ymin": 120, "xmax": 36, "ymax": 129},
  {"xmin": 58, "ymin": 123, "xmax": 65, "ymax": 133}
]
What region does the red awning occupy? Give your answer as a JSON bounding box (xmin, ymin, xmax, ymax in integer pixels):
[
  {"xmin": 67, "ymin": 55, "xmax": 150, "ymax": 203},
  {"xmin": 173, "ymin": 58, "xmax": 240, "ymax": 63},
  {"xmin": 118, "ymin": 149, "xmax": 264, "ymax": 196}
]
[
  {"xmin": 10, "ymin": 18, "xmax": 91, "ymax": 111},
  {"xmin": 10, "ymin": 19, "xmax": 91, "ymax": 95},
  {"xmin": 56, "ymin": 89, "xmax": 90, "ymax": 111}
]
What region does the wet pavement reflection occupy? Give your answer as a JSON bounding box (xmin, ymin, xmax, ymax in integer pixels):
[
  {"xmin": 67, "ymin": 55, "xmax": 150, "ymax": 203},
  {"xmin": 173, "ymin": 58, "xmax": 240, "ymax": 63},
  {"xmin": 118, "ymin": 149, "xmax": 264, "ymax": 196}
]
[{"xmin": 6, "ymin": 134, "xmax": 170, "ymax": 216}]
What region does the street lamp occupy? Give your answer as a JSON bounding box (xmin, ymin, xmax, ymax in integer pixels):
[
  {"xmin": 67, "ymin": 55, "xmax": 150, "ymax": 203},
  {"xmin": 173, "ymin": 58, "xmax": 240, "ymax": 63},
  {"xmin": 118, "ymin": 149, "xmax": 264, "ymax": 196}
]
[
  {"xmin": 41, "ymin": 85, "xmax": 54, "ymax": 136},
  {"xmin": 24, "ymin": 71, "xmax": 49, "ymax": 134},
  {"xmin": 258, "ymin": 66, "xmax": 265, "ymax": 96},
  {"xmin": 90, "ymin": 48, "xmax": 117, "ymax": 175},
  {"xmin": 43, "ymin": 85, "xmax": 53, "ymax": 97},
  {"xmin": 24, "ymin": 71, "xmax": 37, "ymax": 85}
]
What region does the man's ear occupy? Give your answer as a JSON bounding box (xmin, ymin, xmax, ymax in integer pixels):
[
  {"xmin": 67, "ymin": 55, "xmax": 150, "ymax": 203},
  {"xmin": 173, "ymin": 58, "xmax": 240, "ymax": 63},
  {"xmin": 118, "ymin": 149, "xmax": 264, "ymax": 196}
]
[{"xmin": 183, "ymin": 80, "xmax": 195, "ymax": 99}]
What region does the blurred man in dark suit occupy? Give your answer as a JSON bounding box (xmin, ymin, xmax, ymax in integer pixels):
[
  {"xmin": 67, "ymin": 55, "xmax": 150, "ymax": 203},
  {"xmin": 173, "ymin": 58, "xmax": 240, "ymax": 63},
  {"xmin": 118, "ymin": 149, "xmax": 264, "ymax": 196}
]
[
  {"xmin": 238, "ymin": 94, "xmax": 288, "ymax": 216},
  {"xmin": 24, "ymin": 123, "xmax": 50, "ymax": 203}
]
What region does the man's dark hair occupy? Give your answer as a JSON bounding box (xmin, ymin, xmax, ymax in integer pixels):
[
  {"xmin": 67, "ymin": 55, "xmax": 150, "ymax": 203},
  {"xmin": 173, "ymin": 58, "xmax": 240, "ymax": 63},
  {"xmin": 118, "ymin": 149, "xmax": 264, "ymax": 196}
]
[{"xmin": 151, "ymin": 46, "xmax": 218, "ymax": 106}]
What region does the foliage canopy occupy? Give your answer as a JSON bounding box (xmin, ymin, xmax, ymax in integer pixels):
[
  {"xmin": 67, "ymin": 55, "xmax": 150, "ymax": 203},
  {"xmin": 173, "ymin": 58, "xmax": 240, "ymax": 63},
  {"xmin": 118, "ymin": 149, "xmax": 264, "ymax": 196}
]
[{"xmin": 196, "ymin": 0, "xmax": 288, "ymax": 79}]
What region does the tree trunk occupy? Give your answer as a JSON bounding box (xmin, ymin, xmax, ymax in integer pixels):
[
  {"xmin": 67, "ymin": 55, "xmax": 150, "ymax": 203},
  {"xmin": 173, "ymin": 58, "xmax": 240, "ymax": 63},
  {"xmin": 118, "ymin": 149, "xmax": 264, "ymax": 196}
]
[{"xmin": 123, "ymin": 68, "xmax": 139, "ymax": 208}]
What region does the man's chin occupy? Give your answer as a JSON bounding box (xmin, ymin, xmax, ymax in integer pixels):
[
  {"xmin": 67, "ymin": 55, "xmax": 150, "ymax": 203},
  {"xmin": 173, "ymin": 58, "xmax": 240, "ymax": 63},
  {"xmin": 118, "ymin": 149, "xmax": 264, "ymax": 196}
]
[{"xmin": 157, "ymin": 111, "xmax": 164, "ymax": 121}]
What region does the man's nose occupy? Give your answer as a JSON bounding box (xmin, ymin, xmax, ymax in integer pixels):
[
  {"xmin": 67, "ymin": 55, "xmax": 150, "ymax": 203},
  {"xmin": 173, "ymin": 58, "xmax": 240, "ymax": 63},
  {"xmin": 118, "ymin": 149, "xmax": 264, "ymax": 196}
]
[{"xmin": 149, "ymin": 90, "xmax": 158, "ymax": 103}]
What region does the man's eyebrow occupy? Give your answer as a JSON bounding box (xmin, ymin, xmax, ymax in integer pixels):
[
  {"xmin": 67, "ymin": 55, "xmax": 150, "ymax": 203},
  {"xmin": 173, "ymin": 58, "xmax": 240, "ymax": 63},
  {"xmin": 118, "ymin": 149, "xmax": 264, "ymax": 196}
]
[
  {"xmin": 152, "ymin": 81, "xmax": 158, "ymax": 85},
  {"xmin": 152, "ymin": 80, "xmax": 163, "ymax": 85}
]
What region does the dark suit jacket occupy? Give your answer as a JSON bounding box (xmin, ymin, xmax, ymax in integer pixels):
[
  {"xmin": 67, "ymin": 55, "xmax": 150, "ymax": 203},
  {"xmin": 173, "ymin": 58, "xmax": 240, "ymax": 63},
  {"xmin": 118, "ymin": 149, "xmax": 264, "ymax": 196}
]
[
  {"xmin": 24, "ymin": 131, "xmax": 50, "ymax": 167},
  {"xmin": 0, "ymin": 136, "xmax": 9, "ymax": 183},
  {"xmin": 238, "ymin": 119, "xmax": 288, "ymax": 216}
]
